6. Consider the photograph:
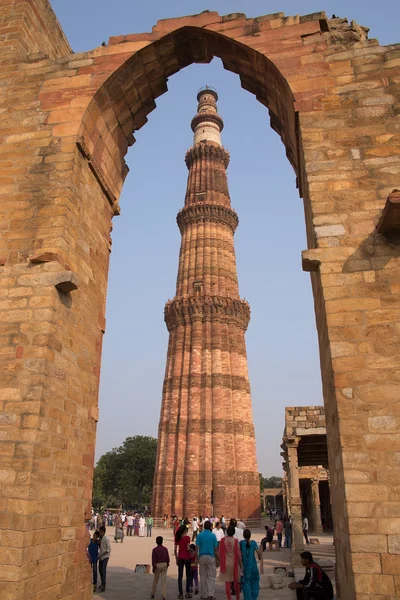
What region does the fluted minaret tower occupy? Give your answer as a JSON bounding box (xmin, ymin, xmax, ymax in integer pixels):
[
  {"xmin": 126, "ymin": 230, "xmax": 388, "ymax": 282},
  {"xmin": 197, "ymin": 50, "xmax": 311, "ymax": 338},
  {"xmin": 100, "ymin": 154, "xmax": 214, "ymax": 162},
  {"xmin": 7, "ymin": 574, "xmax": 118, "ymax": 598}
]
[{"xmin": 152, "ymin": 88, "xmax": 260, "ymax": 519}]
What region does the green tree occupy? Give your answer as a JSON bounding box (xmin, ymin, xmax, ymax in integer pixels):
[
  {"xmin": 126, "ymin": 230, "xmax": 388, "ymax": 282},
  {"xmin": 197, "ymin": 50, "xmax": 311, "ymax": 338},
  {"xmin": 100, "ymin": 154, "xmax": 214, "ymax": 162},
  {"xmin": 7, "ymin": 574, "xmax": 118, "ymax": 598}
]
[
  {"xmin": 263, "ymin": 476, "xmax": 283, "ymax": 489},
  {"xmin": 92, "ymin": 435, "xmax": 157, "ymax": 509}
]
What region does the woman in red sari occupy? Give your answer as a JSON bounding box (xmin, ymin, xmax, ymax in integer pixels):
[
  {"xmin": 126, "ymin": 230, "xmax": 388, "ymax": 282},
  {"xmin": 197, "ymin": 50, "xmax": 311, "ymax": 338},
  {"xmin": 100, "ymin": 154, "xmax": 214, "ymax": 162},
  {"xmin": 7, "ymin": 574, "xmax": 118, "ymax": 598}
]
[{"xmin": 219, "ymin": 524, "xmax": 243, "ymax": 599}]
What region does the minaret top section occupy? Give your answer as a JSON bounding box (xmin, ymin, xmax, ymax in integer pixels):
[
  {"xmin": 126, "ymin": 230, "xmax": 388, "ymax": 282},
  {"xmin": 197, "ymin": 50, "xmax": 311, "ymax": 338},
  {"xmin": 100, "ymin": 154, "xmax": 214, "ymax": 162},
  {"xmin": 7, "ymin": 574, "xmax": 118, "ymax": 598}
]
[{"xmin": 191, "ymin": 86, "xmax": 224, "ymax": 147}]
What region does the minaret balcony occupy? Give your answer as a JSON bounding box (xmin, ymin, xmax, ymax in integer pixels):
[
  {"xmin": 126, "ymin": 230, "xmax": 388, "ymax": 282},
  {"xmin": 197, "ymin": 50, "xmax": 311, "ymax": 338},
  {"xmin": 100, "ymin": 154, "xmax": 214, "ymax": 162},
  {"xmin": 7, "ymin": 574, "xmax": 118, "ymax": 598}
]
[
  {"xmin": 164, "ymin": 295, "xmax": 250, "ymax": 331},
  {"xmin": 191, "ymin": 111, "xmax": 224, "ymax": 133},
  {"xmin": 185, "ymin": 143, "xmax": 230, "ymax": 168},
  {"xmin": 176, "ymin": 203, "xmax": 238, "ymax": 233}
]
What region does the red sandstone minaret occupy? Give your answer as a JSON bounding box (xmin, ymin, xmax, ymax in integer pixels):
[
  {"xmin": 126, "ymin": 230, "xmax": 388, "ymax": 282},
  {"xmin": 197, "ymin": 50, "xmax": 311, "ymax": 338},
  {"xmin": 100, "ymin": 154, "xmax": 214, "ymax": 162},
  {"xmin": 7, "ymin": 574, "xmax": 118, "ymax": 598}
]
[{"xmin": 152, "ymin": 88, "xmax": 260, "ymax": 519}]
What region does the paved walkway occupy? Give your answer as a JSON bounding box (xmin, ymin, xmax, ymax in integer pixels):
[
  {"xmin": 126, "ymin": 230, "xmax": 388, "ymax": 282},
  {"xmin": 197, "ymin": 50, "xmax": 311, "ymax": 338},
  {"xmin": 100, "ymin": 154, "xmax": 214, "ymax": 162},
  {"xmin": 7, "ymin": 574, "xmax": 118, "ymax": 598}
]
[{"xmin": 93, "ymin": 527, "xmax": 335, "ymax": 600}]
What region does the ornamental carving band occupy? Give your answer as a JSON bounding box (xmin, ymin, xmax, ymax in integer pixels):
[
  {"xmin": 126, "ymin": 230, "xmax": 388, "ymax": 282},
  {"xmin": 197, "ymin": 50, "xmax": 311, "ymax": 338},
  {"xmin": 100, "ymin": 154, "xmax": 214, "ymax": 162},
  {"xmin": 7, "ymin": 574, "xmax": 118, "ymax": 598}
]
[
  {"xmin": 177, "ymin": 204, "xmax": 239, "ymax": 233},
  {"xmin": 164, "ymin": 295, "xmax": 250, "ymax": 331},
  {"xmin": 162, "ymin": 374, "xmax": 251, "ymax": 393},
  {"xmin": 158, "ymin": 418, "xmax": 255, "ymax": 437},
  {"xmin": 185, "ymin": 143, "xmax": 230, "ymax": 169},
  {"xmin": 191, "ymin": 112, "xmax": 224, "ymax": 133}
]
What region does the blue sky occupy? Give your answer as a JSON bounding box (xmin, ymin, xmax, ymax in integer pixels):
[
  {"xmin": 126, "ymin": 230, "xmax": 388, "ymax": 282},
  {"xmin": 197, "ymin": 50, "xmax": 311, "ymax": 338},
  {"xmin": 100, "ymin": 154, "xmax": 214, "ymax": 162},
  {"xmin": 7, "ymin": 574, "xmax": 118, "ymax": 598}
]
[{"xmin": 52, "ymin": 1, "xmax": 399, "ymax": 476}]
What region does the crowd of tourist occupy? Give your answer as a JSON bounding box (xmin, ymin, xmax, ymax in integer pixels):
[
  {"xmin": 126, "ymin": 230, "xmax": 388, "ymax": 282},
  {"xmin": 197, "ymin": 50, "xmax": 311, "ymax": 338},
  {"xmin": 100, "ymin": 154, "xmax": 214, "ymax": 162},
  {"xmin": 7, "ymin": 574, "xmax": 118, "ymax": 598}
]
[
  {"xmin": 89, "ymin": 510, "xmax": 154, "ymax": 538},
  {"xmin": 152, "ymin": 517, "xmax": 263, "ymax": 600},
  {"xmin": 86, "ymin": 512, "xmax": 332, "ymax": 599}
]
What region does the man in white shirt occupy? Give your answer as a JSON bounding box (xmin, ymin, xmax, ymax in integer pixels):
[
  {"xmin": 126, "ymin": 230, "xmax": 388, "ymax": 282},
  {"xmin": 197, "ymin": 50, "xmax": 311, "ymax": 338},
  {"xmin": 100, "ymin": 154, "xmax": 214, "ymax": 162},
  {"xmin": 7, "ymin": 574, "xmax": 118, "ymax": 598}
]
[
  {"xmin": 213, "ymin": 521, "xmax": 225, "ymax": 543},
  {"xmin": 192, "ymin": 517, "xmax": 199, "ymax": 541},
  {"xmin": 235, "ymin": 519, "xmax": 245, "ymax": 541},
  {"xmin": 139, "ymin": 515, "xmax": 146, "ymax": 537},
  {"xmin": 98, "ymin": 526, "xmax": 111, "ymax": 592},
  {"xmin": 127, "ymin": 514, "xmax": 134, "ymax": 536},
  {"xmin": 303, "ymin": 516, "xmax": 309, "ymax": 545}
]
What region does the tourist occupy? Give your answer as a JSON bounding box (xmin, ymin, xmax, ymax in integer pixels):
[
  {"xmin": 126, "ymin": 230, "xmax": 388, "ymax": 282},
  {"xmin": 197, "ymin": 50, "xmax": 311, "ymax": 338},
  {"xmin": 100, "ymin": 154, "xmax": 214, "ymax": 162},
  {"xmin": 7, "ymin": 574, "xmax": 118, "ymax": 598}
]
[
  {"xmin": 114, "ymin": 523, "xmax": 124, "ymax": 543},
  {"xmin": 175, "ymin": 525, "xmax": 192, "ymax": 599},
  {"xmin": 213, "ymin": 521, "xmax": 225, "ymax": 543},
  {"xmin": 196, "ymin": 520, "xmax": 219, "ymax": 600},
  {"xmin": 139, "ymin": 515, "xmax": 146, "ymax": 537},
  {"xmin": 275, "ymin": 517, "xmax": 284, "ymax": 548},
  {"xmin": 192, "ymin": 517, "xmax": 199, "ymax": 541},
  {"xmin": 163, "ymin": 514, "xmax": 169, "ymax": 529},
  {"xmin": 288, "ymin": 551, "xmax": 334, "ymax": 600},
  {"xmin": 189, "ymin": 543, "xmax": 199, "ymax": 595},
  {"xmin": 134, "ymin": 515, "xmax": 139, "ymax": 536},
  {"xmin": 260, "ymin": 525, "xmax": 272, "ymax": 552},
  {"xmin": 151, "ymin": 535, "xmax": 170, "ymax": 600},
  {"xmin": 219, "ymin": 524, "xmax": 242, "ymax": 600},
  {"xmin": 98, "ymin": 526, "xmax": 111, "ymax": 592},
  {"xmin": 127, "ymin": 512, "xmax": 134, "ymax": 536},
  {"xmin": 114, "ymin": 512, "xmax": 121, "ymax": 537},
  {"xmin": 198, "ymin": 516, "xmax": 204, "ymax": 533},
  {"xmin": 267, "ymin": 524, "xmax": 274, "ymax": 550},
  {"xmin": 173, "ymin": 515, "xmax": 181, "ymax": 535},
  {"xmin": 235, "ymin": 519, "xmax": 244, "ymax": 541},
  {"xmin": 239, "ymin": 529, "xmax": 263, "ymax": 600},
  {"xmin": 284, "ymin": 518, "xmax": 292, "ymax": 548},
  {"xmin": 147, "ymin": 514, "xmax": 154, "ymax": 537},
  {"xmin": 220, "ymin": 515, "xmax": 226, "ymax": 533},
  {"xmin": 87, "ymin": 530, "xmax": 100, "ymax": 592},
  {"xmin": 303, "ymin": 516, "xmax": 310, "ymax": 545}
]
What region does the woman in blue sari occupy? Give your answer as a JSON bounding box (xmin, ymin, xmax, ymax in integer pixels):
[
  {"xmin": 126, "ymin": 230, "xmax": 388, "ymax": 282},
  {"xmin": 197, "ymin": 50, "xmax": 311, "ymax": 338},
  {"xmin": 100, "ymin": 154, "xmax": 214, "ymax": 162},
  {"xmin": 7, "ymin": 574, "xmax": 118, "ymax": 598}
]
[{"xmin": 239, "ymin": 529, "xmax": 263, "ymax": 600}]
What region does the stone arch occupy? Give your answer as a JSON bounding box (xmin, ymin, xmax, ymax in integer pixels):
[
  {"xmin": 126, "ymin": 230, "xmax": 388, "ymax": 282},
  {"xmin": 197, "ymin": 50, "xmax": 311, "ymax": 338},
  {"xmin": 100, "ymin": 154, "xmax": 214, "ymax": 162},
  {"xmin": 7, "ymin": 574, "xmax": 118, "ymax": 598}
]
[
  {"xmin": 77, "ymin": 24, "xmax": 299, "ymax": 211},
  {"xmin": 1, "ymin": 3, "xmax": 400, "ymax": 599}
]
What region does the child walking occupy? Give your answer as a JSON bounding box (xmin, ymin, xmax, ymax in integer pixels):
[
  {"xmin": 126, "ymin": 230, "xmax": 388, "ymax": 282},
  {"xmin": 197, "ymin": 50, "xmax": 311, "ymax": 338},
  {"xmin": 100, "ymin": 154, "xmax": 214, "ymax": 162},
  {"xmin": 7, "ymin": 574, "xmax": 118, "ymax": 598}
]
[
  {"xmin": 189, "ymin": 543, "xmax": 199, "ymax": 595},
  {"xmin": 151, "ymin": 536, "xmax": 170, "ymax": 600},
  {"xmin": 87, "ymin": 530, "xmax": 100, "ymax": 592}
]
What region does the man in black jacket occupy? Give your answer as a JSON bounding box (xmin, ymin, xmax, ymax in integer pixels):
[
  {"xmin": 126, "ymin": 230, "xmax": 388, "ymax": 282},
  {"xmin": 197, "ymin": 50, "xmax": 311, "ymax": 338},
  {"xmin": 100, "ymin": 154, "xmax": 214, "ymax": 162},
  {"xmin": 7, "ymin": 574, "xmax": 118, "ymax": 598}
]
[{"xmin": 288, "ymin": 551, "xmax": 334, "ymax": 600}]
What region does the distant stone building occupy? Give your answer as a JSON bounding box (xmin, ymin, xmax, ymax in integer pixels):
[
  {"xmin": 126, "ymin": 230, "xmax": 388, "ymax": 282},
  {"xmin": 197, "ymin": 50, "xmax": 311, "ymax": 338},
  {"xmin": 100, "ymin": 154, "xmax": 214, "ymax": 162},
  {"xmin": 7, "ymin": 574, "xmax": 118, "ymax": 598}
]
[
  {"xmin": 263, "ymin": 487, "xmax": 285, "ymax": 512},
  {"xmin": 152, "ymin": 88, "xmax": 260, "ymax": 519},
  {"xmin": 282, "ymin": 406, "xmax": 332, "ymax": 556}
]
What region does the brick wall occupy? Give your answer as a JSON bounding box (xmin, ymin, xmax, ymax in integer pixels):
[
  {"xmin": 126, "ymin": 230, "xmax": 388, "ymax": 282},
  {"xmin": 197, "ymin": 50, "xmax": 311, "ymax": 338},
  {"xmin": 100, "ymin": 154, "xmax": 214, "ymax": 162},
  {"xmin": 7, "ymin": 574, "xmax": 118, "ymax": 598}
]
[{"xmin": 285, "ymin": 406, "xmax": 326, "ymax": 436}]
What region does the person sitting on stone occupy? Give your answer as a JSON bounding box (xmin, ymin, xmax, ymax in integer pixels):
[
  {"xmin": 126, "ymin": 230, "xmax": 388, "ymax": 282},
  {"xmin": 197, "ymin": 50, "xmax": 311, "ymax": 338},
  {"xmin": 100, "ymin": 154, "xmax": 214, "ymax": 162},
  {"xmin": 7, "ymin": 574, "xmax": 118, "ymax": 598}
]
[{"xmin": 288, "ymin": 551, "xmax": 333, "ymax": 600}]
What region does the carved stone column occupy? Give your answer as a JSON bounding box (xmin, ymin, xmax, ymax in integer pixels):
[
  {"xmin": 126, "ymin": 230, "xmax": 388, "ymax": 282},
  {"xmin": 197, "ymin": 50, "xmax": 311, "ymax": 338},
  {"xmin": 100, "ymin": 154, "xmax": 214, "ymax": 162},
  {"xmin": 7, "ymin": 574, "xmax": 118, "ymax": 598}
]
[
  {"xmin": 286, "ymin": 437, "xmax": 304, "ymax": 563},
  {"xmin": 311, "ymin": 478, "xmax": 323, "ymax": 535},
  {"xmin": 283, "ymin": 472, "xmax": 290, "ymax": 516}
]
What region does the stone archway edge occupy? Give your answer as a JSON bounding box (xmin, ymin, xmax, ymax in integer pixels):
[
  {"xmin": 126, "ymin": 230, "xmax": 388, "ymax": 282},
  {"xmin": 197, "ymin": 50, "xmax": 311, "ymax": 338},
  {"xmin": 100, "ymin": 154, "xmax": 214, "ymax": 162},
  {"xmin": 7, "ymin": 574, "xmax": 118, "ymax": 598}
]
[{"xmin": 38, "ymin": 10, "xmax": 362, "ymax": 209}]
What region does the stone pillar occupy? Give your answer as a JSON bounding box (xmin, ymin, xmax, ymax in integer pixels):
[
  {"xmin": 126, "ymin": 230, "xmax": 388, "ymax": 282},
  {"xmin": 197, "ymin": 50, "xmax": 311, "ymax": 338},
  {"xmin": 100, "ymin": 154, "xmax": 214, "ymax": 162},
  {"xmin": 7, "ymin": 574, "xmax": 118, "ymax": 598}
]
[
  {"xmin": 283, "ymin": 473, "xmax": 290, "ymax": 516},
  {"xmin": 286, "ymin": 438, "xmax": 304, "ymax": 563},
  {"xmin": 311, "ymin": 478, "xmax": 323, "ymax": 535}
]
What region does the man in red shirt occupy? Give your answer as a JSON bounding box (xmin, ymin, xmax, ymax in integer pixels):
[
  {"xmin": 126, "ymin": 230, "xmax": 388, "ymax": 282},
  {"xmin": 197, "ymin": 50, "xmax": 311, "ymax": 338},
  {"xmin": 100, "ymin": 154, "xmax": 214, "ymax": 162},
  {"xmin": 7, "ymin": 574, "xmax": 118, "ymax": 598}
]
[{"xmin": 151, "ymin": 536, "xmax": 170, "ymax": 600}]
